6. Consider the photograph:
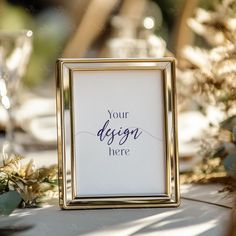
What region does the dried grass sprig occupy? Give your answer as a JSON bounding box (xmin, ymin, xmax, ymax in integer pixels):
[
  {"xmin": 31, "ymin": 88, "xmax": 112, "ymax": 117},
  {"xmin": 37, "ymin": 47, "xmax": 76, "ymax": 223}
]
[{"xmin": 0, "ymin": 153, "xmax": 57, "ymax": 208}]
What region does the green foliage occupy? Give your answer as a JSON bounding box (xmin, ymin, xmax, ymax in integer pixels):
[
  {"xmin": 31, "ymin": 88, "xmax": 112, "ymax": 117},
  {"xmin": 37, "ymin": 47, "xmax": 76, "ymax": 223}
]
[
  {"xmin": 218, "ymin": 115, "xmax": 236, "ymax": 176},
  {"xmin": 0, "ymin": 1, "xmax": 71, "ymax": 87},
  {"xmin": 0, "ymin": 191, "xmax": 21, "ymax": 215},
  {"xmin": 202, "ymin": 114, "xmax": 236, "ymax": 177},
  {"xmin": 0, "ymin": 153, "xmax": 57, "ymax": 215},
  {"xmin": 179, "ymin": 0, "xmax": 236, "ymax": 183},
  {"xmin": 224, "ymin": 154, "xmax": 236, "ymax": 176}
]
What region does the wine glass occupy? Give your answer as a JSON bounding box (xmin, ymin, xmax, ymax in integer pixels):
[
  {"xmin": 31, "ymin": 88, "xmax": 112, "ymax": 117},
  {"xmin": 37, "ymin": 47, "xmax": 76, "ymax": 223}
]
[{"xmin": 0, "ymin": 30, "xmax": 33, "ymax": 154}]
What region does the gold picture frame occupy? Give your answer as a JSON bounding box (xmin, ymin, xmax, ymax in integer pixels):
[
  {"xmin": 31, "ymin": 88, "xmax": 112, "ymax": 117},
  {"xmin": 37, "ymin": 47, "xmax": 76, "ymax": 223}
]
[{"xmin": 56, "ymin": 58, "xmax": 180, "ymax": 209}]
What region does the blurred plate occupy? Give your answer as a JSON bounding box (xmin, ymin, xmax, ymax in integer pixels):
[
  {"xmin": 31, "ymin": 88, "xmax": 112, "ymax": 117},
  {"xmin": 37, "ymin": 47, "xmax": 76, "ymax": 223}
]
[
  {"xmin": 25, "ymin": 116, "xmax": 57, "ymax": 145},
  {"xmin": 16, "ymin": 97, "xmax": 57, "ymax": 145},
  {"xmin": 16, "ymin": 98, "xmax": 55, "ymax": 122}
]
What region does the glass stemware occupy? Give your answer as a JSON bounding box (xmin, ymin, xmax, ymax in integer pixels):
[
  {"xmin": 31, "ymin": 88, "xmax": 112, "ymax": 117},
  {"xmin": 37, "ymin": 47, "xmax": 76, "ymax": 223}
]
[{"xmin": 0, "ymin": 30, "xmax": 33, "ymax": 154}]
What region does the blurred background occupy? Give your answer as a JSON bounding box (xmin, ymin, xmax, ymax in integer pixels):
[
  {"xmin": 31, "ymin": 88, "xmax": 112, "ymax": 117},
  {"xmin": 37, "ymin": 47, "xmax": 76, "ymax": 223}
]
[
  {"xmin": 0, "ymin": 0, "xmax": 236, "ymax": 211},
  {"xmin": 0, "ymin": 0, "xmax": 212, "ymax": 87}
]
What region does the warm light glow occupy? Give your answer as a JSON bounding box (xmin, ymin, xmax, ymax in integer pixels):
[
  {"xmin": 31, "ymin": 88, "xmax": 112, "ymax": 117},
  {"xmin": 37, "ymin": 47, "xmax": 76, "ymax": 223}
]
[
  {"xmin": 2, "ymin": 96, "xmax": 10, "ymax": 109},
  {"xmin": 0, "ymin": 79, "xmax": 7, "ymax": 96},
  {"xmin": 26, "ymin": 30, "xmax": 33, "ymax": 37},
  {"xmin": 144, "ymin": 17, "xmax": 155, "ymax": 29}
]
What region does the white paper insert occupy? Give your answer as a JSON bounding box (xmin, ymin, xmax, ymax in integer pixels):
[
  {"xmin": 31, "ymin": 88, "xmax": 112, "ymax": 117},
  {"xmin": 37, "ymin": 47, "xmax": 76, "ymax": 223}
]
[{"xmin": 72, "ymin": 69, "xmax": 166, "ymax": 197}]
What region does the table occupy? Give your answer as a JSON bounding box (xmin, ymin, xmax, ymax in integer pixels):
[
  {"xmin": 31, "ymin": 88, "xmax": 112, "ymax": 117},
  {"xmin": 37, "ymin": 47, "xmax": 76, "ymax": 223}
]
[
  {"xmin": 0, "ymin": 150, "xmax": 233, "ymax": 236},
  {"xmin": 0, "ymin": 183, "xmax": 231, "ymax": 236}
]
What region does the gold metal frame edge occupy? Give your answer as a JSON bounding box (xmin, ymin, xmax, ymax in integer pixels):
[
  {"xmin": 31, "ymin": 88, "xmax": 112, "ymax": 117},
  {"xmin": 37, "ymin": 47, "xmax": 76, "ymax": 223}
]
[{"xmin": 56, "ymin": 58, "xmax": 179, "ymax": 210}]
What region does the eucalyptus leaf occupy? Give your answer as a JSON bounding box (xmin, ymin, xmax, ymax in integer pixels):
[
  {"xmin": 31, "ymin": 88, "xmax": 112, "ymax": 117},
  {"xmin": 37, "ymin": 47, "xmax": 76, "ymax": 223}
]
[
  {"xmin": 220, "ymin": 115, "xmax": 236, "ymax": 131},
  {"xmin": 223, "ymin": 142, "xmax": 236, "ymax": 155},
  {"xmin": 0, "ymin": 191, "xmax": 22, "ymax": 215},
  {"xmin": 233, "ymin": 127, "xmax": 236, "ymax": 141},
  {"xmin": 213, "ymin": 145, "xmax": 226, "ymax": 158},
  {"xmin": 224, "ymin": 154, "xmax": 236, "ymax": 176}
]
